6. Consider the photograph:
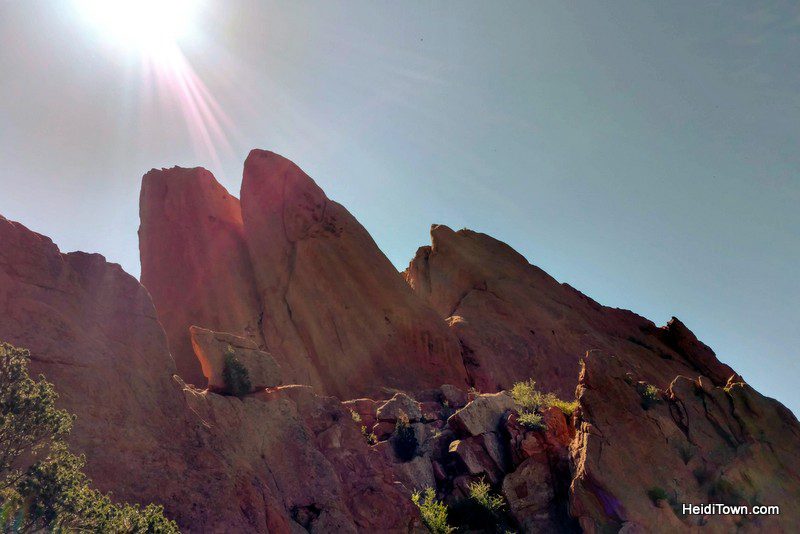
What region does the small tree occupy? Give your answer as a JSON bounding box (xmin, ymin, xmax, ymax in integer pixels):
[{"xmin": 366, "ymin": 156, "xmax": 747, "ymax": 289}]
[
  {"xmin": 0, "ymin": 342, "xmax": 179, "ymax": 532},
  {"xmin": 222, "ymin": 346, "xmax": 251, "ymax": 398},
  {"xmin": 391, "ymin": 412, "xmax": 418, "ymax": 462}
]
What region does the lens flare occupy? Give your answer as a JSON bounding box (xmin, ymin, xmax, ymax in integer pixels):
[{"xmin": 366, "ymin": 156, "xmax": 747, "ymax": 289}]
[
  {"xmin": 74, "ymin": 0, "xmax": 234, "ymax": 170},
  {"xmin": 73, "ymin": 0, "xmax": 200, "ymax": 56}
]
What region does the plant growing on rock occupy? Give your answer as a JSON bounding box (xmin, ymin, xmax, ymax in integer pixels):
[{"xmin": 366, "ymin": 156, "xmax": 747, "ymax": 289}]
[
  {"xmin": 638, "ymin": 383, "xmax": 661, "ymax": 410},
  {"xmin": 0, "ymin": 342, "xmax": 178, "ymax": 533},
  {"xmin": 361, "ymin": 426, "xmax": 377, "ymax": 445},
  {"xmin": 411, "ymin": 487, "xmax": 454, "ymax": 534},
  {"xmin": 449, "ymin": 479, "xmax": 512, "ymax": 532},
  {"xmin": 518, "ymin": 411, "xmax": 545, "ymax": 431},
  {"xmin": 222, "ymin": 346, "xmax": 251, "ymax": 398},
  {"xmin": 467, "ymin": 479, "xmax": 505, "ymax": 515},
  {"xmin": 511, "ymin": 378, "xmax": 578, "ymax": 429},
  {"xmin": 391, "ymin": 412, "xmax": 418, "ymax": 462}
]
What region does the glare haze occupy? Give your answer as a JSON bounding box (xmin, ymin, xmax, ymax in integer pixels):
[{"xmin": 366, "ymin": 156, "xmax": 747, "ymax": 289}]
[{"xmin": 1, "ymin": 1, "xmax": 798, "ymax": 415}]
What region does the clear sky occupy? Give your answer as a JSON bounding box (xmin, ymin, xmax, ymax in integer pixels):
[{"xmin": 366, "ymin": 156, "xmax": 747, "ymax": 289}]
[{"xmin": 1, "ymin": 1, "xmax": 798, "ymax": 415}]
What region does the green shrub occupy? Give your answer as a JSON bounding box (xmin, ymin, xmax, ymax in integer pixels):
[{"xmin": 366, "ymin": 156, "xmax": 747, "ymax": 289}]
[
  {"xmin": 511, "ymin": 378, "xmax": 578, "ymax": 432},
  {"xmin": 392, "ymin": 413, "xmax": 418, "ymax": 462},
  {"xmin": 361, "ymin": 425, "xmax": 377, "ymax": 445},
  {"xmin": 349, "ymin": 409, "xmax": 362, "ymax": 423},
  {"xmin": 448, "ymin": 479, "xmax": 512, "ymax": 532},
  {"xmin": 549, "ymin": 397, "xmax": 579, "ymax": 417},
  {"xmin": 222, "ymin": 346, "xmax": 251, "ymax": 398},
  {"xmin": 646, "ymin": 487, "xmax": 669, "ymax": 504},
  {"xmin": 638, "ymin": 383, "xmax": 661, "ymax": 410},
  {"xmin": 518, "ymin": 412, "xmax": 545, "ymax": 431},
  {"xmin": 0, "ymin": 342, "xmax": 178, "ymax": 533},
  {"xmin": 411, "ymin": 487, "xmax": 454, "ymax": 534},
  {"xmin": 467, "ymin": 479, "xmax": 505, "ymax": 515}
]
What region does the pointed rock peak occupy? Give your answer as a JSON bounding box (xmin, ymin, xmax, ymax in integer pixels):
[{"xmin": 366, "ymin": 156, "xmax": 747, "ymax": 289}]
[
  {"xmin": 241, "ymin": 149, "xmax": 332, "ymax": 244},
  {"xmin": 139, "ymin": 164, "xmax": 263, "ymax": 387},
  {"xmin": 239, "ymin": 150, "xmax": 468, "ymax": 397},
  {"xmin": 140, "ymin": 166, "xmax": 241, "ymax": 225}
]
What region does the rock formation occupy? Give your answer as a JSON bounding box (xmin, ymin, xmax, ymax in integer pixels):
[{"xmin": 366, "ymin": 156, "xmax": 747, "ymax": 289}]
[
  {"xmin": 404, "ymin": 225, "xmax": 736, "ymax": 396},
  {"xmin": 140, "ymin": 151, "xmax": 469, "ymax": 398},
  {"xmin": 0, "ymin": 215, "xmax": 420, "ymax": 532},
  {"xmin": 2, "ymin": 149, "xmax": 798, "ymax": 532},
  {"xmin": 570, "ymin": 351, "xmax": 800, "ymax": 532},
  {"xmin": 239, "ymin": 149, "xmax": 469, "ymax": 397},
  {"xmin": 139, "ymin": 167, "xmax": 264, "ymax": 387},
  {"xmin": 189, "ymin": 325, "xmax": 282, "ymax": 393}
]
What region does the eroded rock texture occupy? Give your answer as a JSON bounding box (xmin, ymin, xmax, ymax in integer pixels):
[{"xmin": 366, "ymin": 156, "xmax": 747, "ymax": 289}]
[
  {"xmin": 240, "ymin": 150, "xmax": 468, "ymax": 397},
  {"xmin": 570, "ymin": 351, "xmax": 800, "ymax": 533},
  {"xmin": 404, "ymin": 224, "xmax": 736, "ymax": 396}
]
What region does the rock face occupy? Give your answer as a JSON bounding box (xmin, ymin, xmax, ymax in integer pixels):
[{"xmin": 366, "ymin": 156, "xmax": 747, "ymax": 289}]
[
  {"xmin": 139, "ymin": 153, "xmax": 469, "ymax": 398},
  {"xmin": 404, "ymin": 225, "xmax": 736, "ymax": 396},
  {"xmin": 0, "ymin": 215, "xmax": 420, "ymax": 532},
  {"xmin": 189, "ymin": 325, "xmax": 282, "ymax": 393},
  {"xmin": 240, "ymin": 150, "xmax": 468, "ymax": 397},
  {"xmin": 569, "ymin": 351, "xmax": 800, "ymax": 533},
  {"xmin": 139, "ymin": 167, "xmax": 264, "ymax": 387}
]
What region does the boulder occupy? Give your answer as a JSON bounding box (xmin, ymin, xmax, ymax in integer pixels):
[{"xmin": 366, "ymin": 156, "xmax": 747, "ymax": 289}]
[
  {"xmin": 189, "ymin": 326, "xmax": 282, "ymax": 393},
  {"xmin": 502, "ymin": 457, "xmax": 557, "ymax": 533},
  {"xmin": 448, "ymin": 437, "xmax": 504, "ymax": 484},
  {"xmin": 440, "ymin": 384, "xmax": 468, "ymax": 408},
  {"xmin": 376, "ymin": 392, "xmax": 422, "ymax": 422},
  {"xmin": 447, "ymin": 392, "xmax": 516, "ymax": 437}
]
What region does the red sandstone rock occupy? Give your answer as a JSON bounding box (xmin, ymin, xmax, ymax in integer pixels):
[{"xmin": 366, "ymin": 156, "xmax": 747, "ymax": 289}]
[
  {"xmin": 0, "ymin": 215, "xmax": 421, "ymax": 532},
  {"xmin": 405, "ymin": 224, "xmax": 737, "ymax": 397},
  {"xmin": 189, "ymin": 325, "xmax": 282, "ymax": 393},
  {"xmin": 139, "ymin": 167, "xmax": 264, "ymax": 387},
  {"xmin": 569, "ymin": 351, "xmax": 800, "ymax": 532},
  {"xmin": 240, "ymin": 150, "xmax": 469, "ymax": 398}
]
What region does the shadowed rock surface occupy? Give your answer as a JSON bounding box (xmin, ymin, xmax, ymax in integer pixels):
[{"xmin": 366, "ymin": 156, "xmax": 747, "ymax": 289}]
[
  {"xmin": 405, "ymin": 224, "xmax": 736, "ymax": 396},
  {"xmin": 570, "ymin": 351, "xmax": 800, "ymax": 532},
  {"xmin": 189, "ymin": 325, "xmax": 282, "ymax": 393}
]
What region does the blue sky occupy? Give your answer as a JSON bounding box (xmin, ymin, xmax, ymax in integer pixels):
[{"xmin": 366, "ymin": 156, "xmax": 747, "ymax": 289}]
[{"xmin": 1, "ymin": 1, "xmax": 798, "ymax": 414}]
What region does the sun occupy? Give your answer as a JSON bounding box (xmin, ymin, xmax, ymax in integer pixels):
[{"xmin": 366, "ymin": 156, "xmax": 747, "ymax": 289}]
[{"xmin": 73, "ymin": 0, "xmax": 201, "ymax": 57}]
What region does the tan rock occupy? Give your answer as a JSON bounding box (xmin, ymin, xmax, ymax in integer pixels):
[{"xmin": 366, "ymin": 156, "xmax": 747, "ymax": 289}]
[
  {"xmin": 189, "ymin": 325, "xmax": 281, "ymax": 393},
  {"xmin": 502, "ymin": 457, "xmax": 557, "ymax": 533}
]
